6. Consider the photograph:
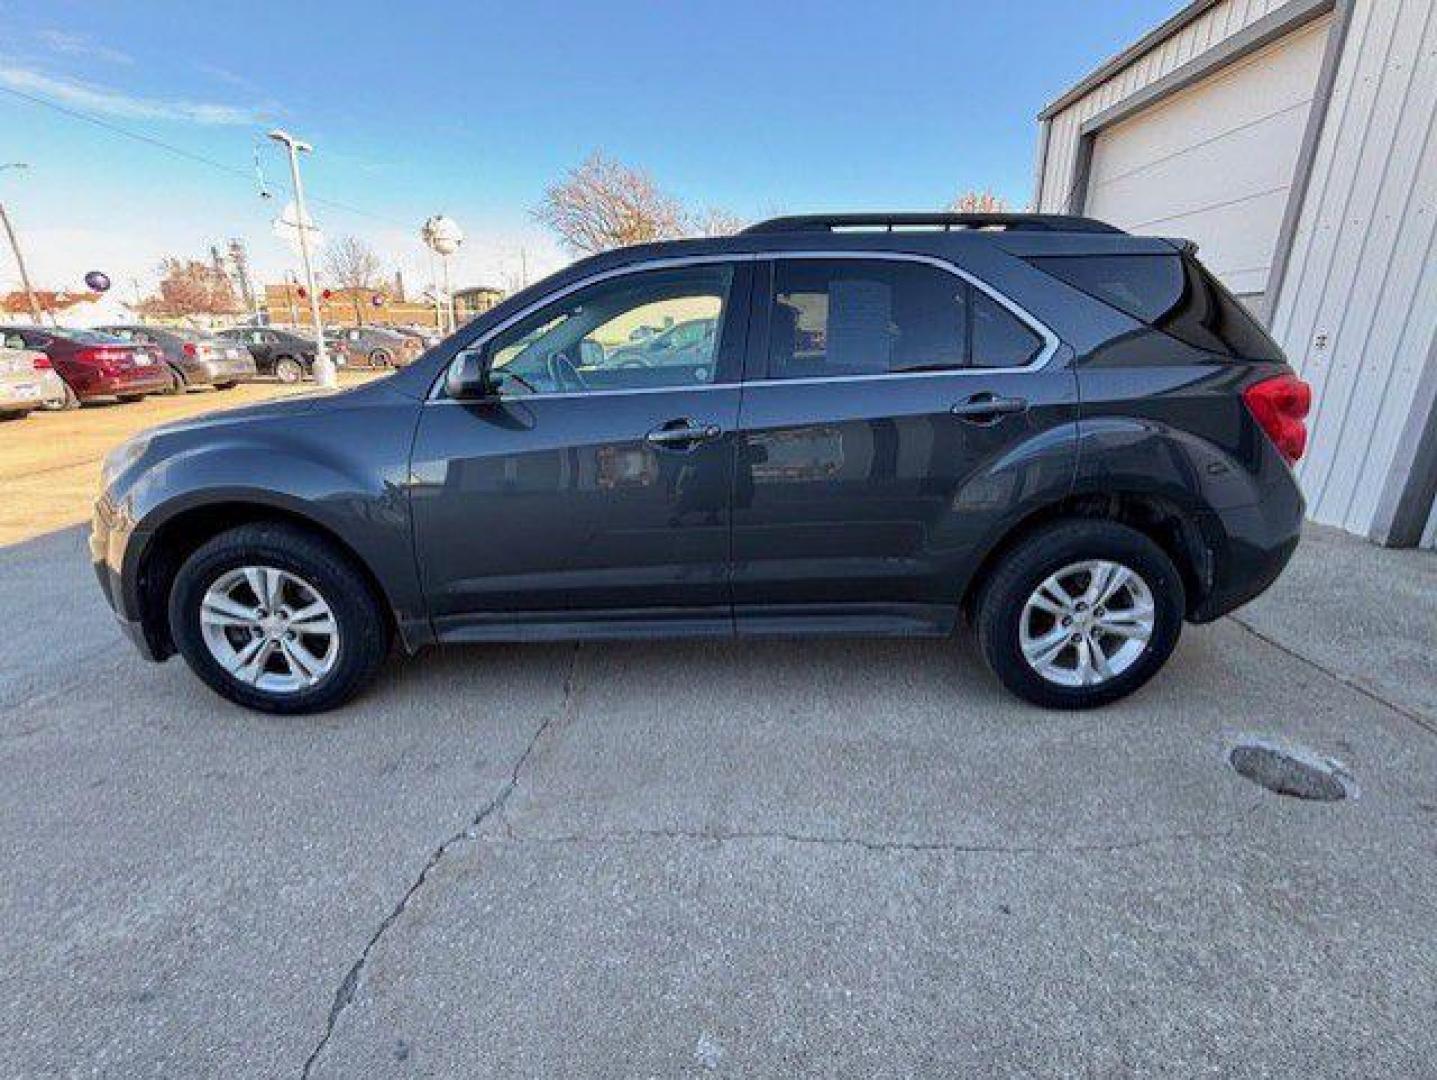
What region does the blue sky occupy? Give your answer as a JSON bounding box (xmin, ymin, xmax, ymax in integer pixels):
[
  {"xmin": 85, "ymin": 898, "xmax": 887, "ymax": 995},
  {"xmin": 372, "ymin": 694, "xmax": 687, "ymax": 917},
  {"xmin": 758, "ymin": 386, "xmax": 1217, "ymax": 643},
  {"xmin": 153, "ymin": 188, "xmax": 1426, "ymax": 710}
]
[{"xmin": 0, "ymin": 0, "xmax": 1177, "ymax": 297}]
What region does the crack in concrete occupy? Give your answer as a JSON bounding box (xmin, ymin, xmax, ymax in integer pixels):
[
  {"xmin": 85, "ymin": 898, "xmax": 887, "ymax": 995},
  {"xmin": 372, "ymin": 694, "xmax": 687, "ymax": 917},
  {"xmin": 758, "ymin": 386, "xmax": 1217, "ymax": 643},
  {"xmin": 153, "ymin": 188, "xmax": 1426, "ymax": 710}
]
[
  {"xmin": 1227, "ymin": 614, "xmax": 1436, "ymax": 738},
  {"xmin": 480, "ymin": 800, "xmax": 1267, "ymax": 857},
  {"xmin": 298, "ymin": 642, "xmax": 583, "ymax": 1079}
]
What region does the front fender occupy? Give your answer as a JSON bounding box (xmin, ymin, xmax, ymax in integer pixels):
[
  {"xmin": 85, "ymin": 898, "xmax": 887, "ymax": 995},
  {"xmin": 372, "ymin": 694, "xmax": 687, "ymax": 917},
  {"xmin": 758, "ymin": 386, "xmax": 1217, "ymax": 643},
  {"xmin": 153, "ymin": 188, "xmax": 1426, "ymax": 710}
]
[{"xmin": 99, "ymin": 390, "xmax": 428, "ymax": 650}]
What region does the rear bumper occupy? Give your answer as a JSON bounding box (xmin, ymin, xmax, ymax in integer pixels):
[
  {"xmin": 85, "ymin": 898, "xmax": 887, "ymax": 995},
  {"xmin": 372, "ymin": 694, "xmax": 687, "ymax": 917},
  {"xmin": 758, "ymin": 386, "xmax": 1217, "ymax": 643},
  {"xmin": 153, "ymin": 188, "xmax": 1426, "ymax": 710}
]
[
  {"xmin": 1190, "ymin": 477, "xmax": 1305, "ymax": 623},
  {"xmin": 74, "ymin": 366, "xmax": 173, "ymax": 398},
  {"xmin": 179, "ymin": 356, "xmax": 259, "ymax": 384}
]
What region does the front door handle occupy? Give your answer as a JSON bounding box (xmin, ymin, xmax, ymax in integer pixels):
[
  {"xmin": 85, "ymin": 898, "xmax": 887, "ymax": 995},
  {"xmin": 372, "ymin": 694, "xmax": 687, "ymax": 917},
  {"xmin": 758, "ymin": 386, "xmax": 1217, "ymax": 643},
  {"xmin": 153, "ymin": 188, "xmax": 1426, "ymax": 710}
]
[
  {"xmin": 645, "ymin": 419, "xmax": 722, "ymax": 449},
  {"xmin": 951, "ymin": 393, "xmax": 1028, "ymax": 424}
]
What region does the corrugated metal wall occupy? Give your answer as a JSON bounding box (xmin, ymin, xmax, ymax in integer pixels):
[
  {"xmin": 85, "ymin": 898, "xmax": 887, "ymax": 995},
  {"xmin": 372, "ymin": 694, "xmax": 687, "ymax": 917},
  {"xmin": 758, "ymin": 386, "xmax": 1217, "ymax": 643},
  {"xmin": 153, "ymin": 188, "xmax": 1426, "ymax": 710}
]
[
  {"xmin": 1267, "ymin": 0, "xmax": 1437, "ymax": 544},
  {"xmin": 1037, "ymin": 0, "xmax": 1437, "ymax": 548},
  {"xmin": 1036, "ymin": 0, "xmax": 1293, "ymax": 213}
]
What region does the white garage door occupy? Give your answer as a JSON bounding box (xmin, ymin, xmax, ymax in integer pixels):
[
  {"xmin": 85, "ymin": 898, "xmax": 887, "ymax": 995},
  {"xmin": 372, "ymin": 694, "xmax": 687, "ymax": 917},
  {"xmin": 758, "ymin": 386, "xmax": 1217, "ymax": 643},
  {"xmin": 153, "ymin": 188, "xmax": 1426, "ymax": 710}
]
[{"xmin": 1085, "ymin": 15, "xmax": 1332, "ymax": 307}]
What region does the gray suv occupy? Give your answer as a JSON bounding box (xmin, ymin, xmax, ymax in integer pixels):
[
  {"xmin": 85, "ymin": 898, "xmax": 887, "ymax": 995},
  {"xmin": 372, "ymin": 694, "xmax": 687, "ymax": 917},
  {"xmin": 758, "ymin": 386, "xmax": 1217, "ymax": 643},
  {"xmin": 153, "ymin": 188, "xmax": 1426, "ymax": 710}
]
[{"xmin": 92, "ymin": 213, "xmax": 1308, "ymax": 714}]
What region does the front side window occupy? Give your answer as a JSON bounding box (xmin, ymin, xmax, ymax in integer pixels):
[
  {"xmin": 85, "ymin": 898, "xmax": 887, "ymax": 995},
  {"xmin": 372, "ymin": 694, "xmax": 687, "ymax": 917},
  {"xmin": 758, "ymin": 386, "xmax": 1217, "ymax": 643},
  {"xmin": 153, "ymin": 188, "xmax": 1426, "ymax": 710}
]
[{"xmin": 482, "ymin": 264, "xmax": 733, "ymax": 395}]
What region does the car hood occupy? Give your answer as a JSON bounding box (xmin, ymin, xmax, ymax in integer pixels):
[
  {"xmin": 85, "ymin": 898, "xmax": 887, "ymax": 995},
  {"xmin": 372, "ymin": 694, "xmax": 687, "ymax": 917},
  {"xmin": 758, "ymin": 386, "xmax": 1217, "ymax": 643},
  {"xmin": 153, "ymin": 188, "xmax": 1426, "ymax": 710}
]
[{"xmin": 140, "ymin": 379, "xmax": 405, "ymax": 440}]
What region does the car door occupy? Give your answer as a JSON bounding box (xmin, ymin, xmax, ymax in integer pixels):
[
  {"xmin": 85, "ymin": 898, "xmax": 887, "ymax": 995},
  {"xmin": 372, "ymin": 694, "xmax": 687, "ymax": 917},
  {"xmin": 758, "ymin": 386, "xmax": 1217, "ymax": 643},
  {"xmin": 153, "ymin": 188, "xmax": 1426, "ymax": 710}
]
[
  {"xmin": 731, "ymin": 254, "xmax": 1078, "ymax": 635},
  {"xmin": 410, "ymin": 259, "xmax": 753, "ymax": 639}
]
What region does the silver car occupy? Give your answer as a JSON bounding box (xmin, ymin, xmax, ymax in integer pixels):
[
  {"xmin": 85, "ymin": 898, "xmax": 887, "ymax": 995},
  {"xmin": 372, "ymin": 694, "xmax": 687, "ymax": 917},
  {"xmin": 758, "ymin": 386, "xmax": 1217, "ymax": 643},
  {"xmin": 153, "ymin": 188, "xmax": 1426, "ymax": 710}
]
[{"xmin": 0, "ymin": 332, "xmax": 65, "ymax": 418}]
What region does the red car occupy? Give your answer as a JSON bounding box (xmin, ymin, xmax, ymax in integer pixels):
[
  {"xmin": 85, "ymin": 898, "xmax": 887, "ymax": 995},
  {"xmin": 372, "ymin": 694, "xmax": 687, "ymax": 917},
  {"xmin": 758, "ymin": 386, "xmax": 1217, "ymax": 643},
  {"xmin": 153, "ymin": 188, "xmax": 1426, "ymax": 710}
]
[{"xmin": 0, "ymin": 326, "xmax": 175, "ymax": 407}]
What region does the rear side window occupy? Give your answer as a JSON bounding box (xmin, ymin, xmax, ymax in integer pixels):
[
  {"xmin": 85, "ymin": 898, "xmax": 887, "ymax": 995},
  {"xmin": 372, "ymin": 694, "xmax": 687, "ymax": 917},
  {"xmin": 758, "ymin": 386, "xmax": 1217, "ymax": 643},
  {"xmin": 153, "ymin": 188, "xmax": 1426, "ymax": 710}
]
[
  {"xmin": 971, "ymin": 291, "xmax": 1045, "ymax": 369},
  {"xmin": 766, "ymin": 259, "xmax": 1046, "ymax": 379},
  {"xmin": 1027, "ymin": 253, "xmax": 1283, "ymax": 361}
]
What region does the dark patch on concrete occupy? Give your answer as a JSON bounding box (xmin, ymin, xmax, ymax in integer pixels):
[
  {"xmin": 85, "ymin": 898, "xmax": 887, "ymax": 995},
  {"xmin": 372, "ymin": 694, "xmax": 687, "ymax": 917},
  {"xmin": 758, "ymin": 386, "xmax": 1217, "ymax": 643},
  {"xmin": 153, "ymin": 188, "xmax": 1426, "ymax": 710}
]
[{"xmin": 1229, "ymin": 739, "xmax": 1351, "ymax": 802}]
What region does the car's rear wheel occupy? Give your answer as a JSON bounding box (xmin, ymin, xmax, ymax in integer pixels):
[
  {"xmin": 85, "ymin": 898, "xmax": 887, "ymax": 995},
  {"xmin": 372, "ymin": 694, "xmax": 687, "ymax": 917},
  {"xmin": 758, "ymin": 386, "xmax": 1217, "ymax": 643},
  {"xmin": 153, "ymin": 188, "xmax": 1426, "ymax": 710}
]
[
  {"xmin": 274, "ymin": 356, "xmax": 304, "ymax": 383},
  {"xmin": 369, "ymin": 348, "xmax": 393, "ymax": 369},
  {"xmin": 975, "ymin": 520, "xmax": 1185, "ymax": 709},
  {"xmin": 168, "ymin": 523, "xmax": 390, "ymax": 714}
]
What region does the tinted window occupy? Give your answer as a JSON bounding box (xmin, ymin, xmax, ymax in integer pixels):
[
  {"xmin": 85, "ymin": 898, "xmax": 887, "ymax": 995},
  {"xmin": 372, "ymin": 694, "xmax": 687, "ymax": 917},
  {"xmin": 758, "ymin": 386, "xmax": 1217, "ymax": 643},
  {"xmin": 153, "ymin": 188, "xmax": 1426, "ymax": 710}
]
[
  {"xmin": 768, "ymin": 259, "xmax": 969, "ymax": 379},
  {"xmin": 1027, "ymin": 253, "xmax": 1283, "ymax": 361},
  {"xmin": 480, "ymin": 264, "xmax": 734, "ymax": 395},
  {"xmin": 971, "ymin": 291, "xmax": 1045, "ymax": 368}
]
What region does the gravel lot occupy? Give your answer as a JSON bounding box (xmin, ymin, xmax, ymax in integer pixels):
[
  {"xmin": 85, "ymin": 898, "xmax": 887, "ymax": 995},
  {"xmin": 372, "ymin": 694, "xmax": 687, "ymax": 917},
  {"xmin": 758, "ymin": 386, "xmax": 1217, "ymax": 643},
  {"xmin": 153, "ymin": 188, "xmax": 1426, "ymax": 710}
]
[
  {"xmin": 0, "ymin": 373, "xmax": 380, "ymax": 546},
  {"xmin": 1, "ymin": 383, "xmax": 1434, "ymax": 1077}
]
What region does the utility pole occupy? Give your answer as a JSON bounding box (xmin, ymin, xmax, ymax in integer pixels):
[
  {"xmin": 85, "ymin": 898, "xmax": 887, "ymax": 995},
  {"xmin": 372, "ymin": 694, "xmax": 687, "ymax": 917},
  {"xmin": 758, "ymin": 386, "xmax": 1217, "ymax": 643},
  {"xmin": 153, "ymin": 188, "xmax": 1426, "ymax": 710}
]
[
  {"xmin": 267, "ymin": 130, "xmax": 335, "ymax": 387},
  {"xmin": 0, "ymin": 163, "xmax": 42, "ymax": 325}
]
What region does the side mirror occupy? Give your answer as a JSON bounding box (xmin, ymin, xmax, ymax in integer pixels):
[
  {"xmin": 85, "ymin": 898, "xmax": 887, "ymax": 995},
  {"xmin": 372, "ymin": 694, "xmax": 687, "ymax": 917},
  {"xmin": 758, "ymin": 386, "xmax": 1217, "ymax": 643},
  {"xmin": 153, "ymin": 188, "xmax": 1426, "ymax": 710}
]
[{"xmin": 445, "ymin": 349, "xmax": 491, "ymax": 400}]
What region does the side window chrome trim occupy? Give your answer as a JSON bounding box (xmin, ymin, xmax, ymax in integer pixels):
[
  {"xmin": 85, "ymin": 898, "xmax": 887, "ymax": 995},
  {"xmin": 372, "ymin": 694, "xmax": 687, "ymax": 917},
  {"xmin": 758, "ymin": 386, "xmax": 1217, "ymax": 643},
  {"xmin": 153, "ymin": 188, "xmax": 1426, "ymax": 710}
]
[{"xmin": 425, "ymin": 249, "xmax": 1061, "ymax": 403}]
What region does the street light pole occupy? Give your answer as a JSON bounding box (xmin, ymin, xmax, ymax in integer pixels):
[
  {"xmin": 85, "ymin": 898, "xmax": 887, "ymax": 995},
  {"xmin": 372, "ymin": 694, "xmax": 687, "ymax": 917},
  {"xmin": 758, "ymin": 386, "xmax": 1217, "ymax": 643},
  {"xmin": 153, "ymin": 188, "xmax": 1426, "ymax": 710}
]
[
  {"xmin": 0, "ymin": 163, "xmax": 43, "ymax": 325},
  {"xmin": 267, "ymin": 130, "xmax": 335, "ymax": 388}
]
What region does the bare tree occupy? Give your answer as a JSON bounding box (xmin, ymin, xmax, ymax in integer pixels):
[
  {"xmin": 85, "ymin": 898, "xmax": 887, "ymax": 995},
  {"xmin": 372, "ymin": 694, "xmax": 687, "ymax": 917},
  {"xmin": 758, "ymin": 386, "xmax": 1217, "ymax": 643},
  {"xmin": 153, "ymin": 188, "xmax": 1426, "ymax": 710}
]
[
  {"xmin": 534, "ymin": 152, "xmax": 687, "ymax": 255},
  {"xmin": 947, "ymin": 189, "xmax": 1009, "ymax": 214},
  {"xmin": 323, "ymin": 235, "xmax": 384, "ymax": 324},
  {"xmin": 689, "ymin": 207, "xmax": 746, "ymax": 237},
  {"xmin": 136, "ymin": 257, "xmax": 241, "ymax": 318}
]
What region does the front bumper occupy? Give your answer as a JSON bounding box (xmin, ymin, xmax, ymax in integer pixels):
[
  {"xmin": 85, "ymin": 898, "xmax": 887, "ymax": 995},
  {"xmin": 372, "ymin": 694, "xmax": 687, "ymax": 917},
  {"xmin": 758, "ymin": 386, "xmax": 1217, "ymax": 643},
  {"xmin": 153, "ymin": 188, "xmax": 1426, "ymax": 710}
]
[{"xmin": 90, "ymin": 496, "xmax": 164, "ymax": 662}]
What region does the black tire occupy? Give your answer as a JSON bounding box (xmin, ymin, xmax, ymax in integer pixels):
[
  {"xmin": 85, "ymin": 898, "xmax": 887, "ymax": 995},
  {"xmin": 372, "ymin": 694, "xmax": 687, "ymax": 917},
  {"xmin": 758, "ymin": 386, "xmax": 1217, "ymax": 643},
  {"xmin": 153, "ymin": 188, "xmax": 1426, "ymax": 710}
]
[
  {"xmin": 369, "ymin": 348, "xmax": 393, "ymax": 369},
  {"xmin": 162, "ymin": 366, "xmax": 186, "ymax": 395},
  {"xmin": 274, "ymin": 356, "xmax": 304, "ymax": 384},
  {"xmin": 974, "ymin": 519, "xmax": 1185, "ymax": 710},
  {"xmin": 168, "ymin": 523, "xmax": 391, "ymax": 714}
]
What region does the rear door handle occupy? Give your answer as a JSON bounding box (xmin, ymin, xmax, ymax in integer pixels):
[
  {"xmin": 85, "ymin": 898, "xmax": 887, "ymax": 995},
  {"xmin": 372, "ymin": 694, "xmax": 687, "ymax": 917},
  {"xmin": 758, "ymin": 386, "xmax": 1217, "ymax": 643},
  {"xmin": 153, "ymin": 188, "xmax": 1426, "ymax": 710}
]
[
  {"xmin": 645, "ymin": 419, "xmax": 722, "ymax": 449},
  {"xmin": 951, "ymin": 393, "xmax": 1028, "ymax": 424}
]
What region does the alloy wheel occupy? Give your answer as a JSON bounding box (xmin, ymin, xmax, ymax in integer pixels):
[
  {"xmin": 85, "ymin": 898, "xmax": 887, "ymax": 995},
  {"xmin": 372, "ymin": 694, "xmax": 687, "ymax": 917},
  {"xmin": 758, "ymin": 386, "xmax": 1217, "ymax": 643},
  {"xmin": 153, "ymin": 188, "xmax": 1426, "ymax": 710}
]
[
  {"xmin": 199, "ymin": 566, "xmax": 339, "ymax": 694},
  {"xmin": 1018, "ymin": 559, "xmax": 1155, "ymax": 687}
]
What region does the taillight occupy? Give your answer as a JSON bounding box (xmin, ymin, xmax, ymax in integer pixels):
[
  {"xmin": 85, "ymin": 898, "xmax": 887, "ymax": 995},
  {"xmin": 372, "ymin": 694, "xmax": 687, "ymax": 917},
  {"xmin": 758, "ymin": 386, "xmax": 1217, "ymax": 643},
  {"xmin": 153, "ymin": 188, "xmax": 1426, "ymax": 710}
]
[
  {"xmin": 77, "ymin": 346, "xmax": 131, "ymax": 372},
  {"xmin": 1243, "ymin": 373, "xmax": 1312, "ymax": 463},
  {"xmin": 32, "ymin": 354, "xmax": 51, "ymax": 370},
  {"xmin": 183, "ymin": 342, "xmax": 198, "ymax": 357}
]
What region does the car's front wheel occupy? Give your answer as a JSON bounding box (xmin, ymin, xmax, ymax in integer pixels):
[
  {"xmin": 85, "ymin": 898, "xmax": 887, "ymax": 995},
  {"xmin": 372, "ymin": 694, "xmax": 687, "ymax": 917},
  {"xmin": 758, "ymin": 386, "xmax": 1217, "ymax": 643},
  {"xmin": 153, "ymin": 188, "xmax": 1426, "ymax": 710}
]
[
  {"xmin": 975, "ymin": 520, "xmax": 1185, "ymax": 709},
  {"xmin": 168, "ymin": 523, "xmax": 390, "ymax": 714},
  {"xmin": 274, "ymin": 356, "xmax": 304, "ymax": 383}
]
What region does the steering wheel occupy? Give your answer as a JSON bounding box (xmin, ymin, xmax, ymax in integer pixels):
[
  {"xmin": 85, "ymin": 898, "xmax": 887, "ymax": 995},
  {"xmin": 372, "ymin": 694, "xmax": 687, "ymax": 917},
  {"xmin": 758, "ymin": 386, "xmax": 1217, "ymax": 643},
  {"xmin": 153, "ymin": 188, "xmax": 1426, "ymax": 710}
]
[{"xmin": 547, "ymin": 351, "xmax": 587, "ymax": 392}]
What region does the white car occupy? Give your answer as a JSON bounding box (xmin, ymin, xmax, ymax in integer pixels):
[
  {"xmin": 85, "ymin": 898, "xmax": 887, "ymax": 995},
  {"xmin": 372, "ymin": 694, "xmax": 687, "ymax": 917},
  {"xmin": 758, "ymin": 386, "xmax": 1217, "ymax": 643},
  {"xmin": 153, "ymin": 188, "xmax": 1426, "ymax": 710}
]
[{"xmin": 0, "ymin": 334, "xmax": 66, "ymax": 419}]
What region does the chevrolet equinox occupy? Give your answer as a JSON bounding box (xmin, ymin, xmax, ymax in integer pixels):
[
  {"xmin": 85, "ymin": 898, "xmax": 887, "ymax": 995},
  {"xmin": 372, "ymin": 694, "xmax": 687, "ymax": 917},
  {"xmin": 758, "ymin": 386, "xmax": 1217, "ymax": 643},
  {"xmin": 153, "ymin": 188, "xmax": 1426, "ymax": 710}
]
[{"xmin": 91, "ymin": 213, "xmax": 1309, "ymax": 713}]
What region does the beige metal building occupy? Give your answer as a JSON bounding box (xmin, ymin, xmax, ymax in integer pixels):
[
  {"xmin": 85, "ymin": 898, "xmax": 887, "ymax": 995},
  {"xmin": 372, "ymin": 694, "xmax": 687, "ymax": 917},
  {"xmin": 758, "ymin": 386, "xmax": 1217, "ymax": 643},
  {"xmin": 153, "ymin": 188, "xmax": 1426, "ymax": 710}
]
[{"xmin": 1034, "ymin": 0, "xmax": 1437, "ymax": 548}]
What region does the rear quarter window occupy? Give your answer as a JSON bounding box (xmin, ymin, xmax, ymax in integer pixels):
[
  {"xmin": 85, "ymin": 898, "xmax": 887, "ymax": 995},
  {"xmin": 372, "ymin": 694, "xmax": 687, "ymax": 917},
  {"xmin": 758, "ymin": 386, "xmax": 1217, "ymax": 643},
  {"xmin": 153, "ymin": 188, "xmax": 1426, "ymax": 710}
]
[{"xmin": 1027, "ymin": 252, "xmax": 1284, "ymax": 362}]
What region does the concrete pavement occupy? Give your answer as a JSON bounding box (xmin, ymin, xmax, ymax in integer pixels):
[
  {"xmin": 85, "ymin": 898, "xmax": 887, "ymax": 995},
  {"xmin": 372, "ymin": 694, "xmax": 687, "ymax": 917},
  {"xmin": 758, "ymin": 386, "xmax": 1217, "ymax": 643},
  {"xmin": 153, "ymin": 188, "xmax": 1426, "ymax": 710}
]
[{"xmin": 1, "ymin": 522, "xmax": 1433, "ymax": 1077}]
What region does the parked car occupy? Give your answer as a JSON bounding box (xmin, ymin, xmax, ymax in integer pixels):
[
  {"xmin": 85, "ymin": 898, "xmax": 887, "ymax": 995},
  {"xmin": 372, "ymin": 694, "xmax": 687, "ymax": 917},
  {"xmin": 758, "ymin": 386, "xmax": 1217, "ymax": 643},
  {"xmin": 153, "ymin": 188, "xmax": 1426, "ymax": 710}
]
[
  {"xmin": 92, "ymin": 212, "xmax": 1309, "ymax": 714},
  {"xmin": 215, "ymin": 327, "xmax": 321, "ymax": 383},
  {"xmin": 0, "ymin": 325, "xmax": 172, "ymax": 406},
  {"xmin": 328, "ymin": 325, "xmax": 422, "ymax": 368},
  {"xmin": 95, "ymin": 325, "xmax": 257, "ymax": 392},
  {"xmin": 607, "ymin": 316, "xmax": 718, "ymax": 371},
  {"xmin": 0, "ymin": 331, "xmax": 67, "ymax": 418},
  {"xmin": 390, "ymin": 324, "xmax": 443, "ymax": 349}
]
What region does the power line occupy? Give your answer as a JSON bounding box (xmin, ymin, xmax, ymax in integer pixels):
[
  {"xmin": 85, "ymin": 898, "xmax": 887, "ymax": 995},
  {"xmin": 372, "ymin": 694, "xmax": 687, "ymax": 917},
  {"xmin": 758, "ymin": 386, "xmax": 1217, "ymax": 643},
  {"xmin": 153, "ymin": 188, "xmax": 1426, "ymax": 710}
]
[{"xmin": 0, "ymin": 83, "xmax": 412, "ymax": 229}]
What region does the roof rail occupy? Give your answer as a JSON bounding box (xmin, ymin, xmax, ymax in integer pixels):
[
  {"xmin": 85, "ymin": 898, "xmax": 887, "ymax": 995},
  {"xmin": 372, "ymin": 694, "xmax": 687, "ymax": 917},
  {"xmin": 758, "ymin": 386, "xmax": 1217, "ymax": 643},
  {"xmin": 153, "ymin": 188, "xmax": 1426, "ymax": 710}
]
[{"xmin": 740, "ymin": 213, "xmax": 1124, "ymax": 236}]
